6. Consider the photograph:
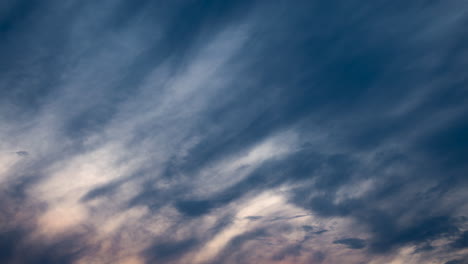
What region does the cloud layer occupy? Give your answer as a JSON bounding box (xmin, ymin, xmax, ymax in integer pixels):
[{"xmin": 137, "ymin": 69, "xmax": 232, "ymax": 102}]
[{"xmin": 1, "ymin": 1, "xmax": 468, "ymax": 263}]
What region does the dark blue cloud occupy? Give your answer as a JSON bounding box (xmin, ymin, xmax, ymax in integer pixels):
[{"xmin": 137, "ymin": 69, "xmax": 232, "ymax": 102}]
[
  {"xmin": 145, "ymin": 238, "xmax": 199, "ymax": 263},
  {"xmin": 445, "ymin": 259, "xmax": 468, "ymax": 264},
  {"xmin": 333, "ymin": 238, "xmax": 367, "ymax": 249},
  {"xmin": 451, "ymin": 231, "xmax": 468, "ymax": 249},
  {"xmin": 0, "ymin": 228, "xmax": 89, "ymax": 264}
]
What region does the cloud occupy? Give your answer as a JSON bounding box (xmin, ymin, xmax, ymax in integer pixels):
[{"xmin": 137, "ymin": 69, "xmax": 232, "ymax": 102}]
[
  {"xmin": 451, "ymin": 231, "xmax": 468, "ymax": 249},
  {"xmin": 445, "ymin": 259, "xmax": 468, "ymax": 264},
  {"xmin": 15, "ymin": 151, "xmax": 28, "ymax": 157},
  {"xmin": 1, "ymin": 0, "xmax": 467, "ymax": 263},
  {"xmin": 333, "ymin": 238, "xmax": 367, "ymax": 250}
]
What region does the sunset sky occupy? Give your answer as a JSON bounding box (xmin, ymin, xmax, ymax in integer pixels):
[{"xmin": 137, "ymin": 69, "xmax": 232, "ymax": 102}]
[{"xmin": 1, "ymin": 1, "xmax": 468, "ymax": 263}]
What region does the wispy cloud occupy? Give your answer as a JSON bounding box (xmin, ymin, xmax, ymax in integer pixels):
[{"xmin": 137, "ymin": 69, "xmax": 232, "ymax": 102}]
[{"xmin": 1, "ymin": 1, "xmax": 468, "ymax": 263}]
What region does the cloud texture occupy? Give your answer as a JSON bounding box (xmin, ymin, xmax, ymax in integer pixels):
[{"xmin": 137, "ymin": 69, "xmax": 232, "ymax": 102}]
[{"xmin": 1, "ymin": 1, "xmax": 468, "ymax": 263}]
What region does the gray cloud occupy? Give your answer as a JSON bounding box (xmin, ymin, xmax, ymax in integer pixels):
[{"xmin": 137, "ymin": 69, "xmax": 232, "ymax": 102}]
[{"xmin": 15, "ymin": 151, "xmax": 28, "ymax": 157}]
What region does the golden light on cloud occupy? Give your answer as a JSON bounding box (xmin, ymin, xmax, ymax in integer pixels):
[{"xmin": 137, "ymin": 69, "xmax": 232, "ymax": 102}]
[{"xmin": 37, "ymin": 203, "xmax": 87, "ymax": 236}]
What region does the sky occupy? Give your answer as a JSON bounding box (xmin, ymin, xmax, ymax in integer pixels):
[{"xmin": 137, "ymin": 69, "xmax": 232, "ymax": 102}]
[{"xmin": 0, "ymin": 1, "xmax": 468, "ymax": 264}]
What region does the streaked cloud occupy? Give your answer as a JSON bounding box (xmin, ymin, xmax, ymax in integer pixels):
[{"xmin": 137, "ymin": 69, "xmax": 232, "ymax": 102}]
[{"xmin": 1, "ymin": 1, "xmax": 467, "ymax": 263}]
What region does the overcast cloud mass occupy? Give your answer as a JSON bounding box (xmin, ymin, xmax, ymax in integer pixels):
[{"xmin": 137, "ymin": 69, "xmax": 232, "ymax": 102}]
[{"xmin": 1, "ymin": 1, "xmax": 468, "ymax": 263}]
